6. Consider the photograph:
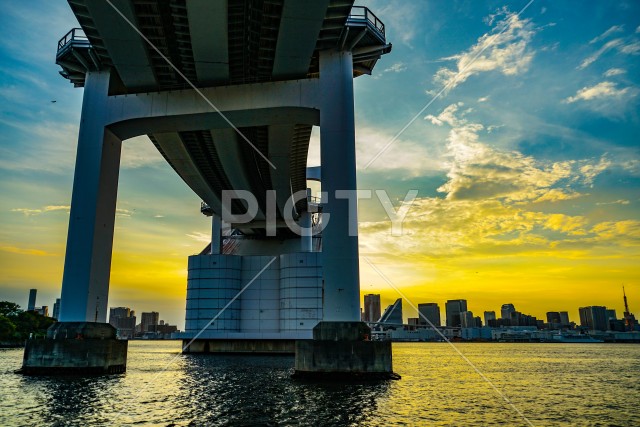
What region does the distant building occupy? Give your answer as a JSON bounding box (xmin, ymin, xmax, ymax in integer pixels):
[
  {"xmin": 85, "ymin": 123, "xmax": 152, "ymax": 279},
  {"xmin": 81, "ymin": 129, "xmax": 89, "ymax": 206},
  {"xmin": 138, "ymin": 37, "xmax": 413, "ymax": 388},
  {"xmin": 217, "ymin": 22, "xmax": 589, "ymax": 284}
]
[
  {"xmin": 501, "ymin": 303, "xmax": 516, "ymax": 320},
  {"xmin": 559, "ymin": 311, "xmax": 570, "ymax": 327},
  {"xmin": 109, "ymin": 307, "xmax": 137, "ymax": 339},
  {"xmin": 28, "ymin": 289, "xmax": 37, "ymax": 311},
  {"xmin": 52, "ymin": 298, "xmax": 61, "ymax": 320},
  {"xmin": 363, "ymin": 294, "xmax": 382, "ymax": 323},
  {"xmin": 141, "ymin": 311, "xmax": 160, "ymax": 333},
  {"xmin": 510, "ymin": 311, "xmax": 538, "ymax": 327},
  {"xmin": 605, "ymin": 309, "xmax": 617, "ymax": 321},
  {"xmin": 579, "ymin": 306, "xmax": 608, "ymax": 331},
  {"xmin": 418, "ymin": 303, "xmax": 441, "ymax": 327},
  {"xmin": 460, "ymin": 311, "xmax": 475, "ymax": 328},
  {"xmin": 36, "ymin": 306, "xmax": 49, "ymax": 317},
  {"xmin": 379, "ymin": 298, "xmax": 403, "ymax": 329},
  {"xmin": 484, "ymin": 311, "xmax": 496, "ymax": 327},
  {"xmin": 445, "ymin": 299, "xmax": 467, "ymax": 327},
  {"xmin": 546, "ymin": 312, "xmax": 561, "ymax": 324}
]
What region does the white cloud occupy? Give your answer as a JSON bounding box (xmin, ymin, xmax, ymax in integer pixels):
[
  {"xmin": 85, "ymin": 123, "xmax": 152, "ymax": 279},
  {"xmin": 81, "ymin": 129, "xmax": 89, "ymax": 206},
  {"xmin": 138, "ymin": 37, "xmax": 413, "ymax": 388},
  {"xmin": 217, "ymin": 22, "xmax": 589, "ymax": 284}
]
[
  {"xmin": 11, "ymin": 205, "xmax": 70, "ymax": 216},
  {"xmin": 433, "ymin": 11, "xmax": 537, "ymax": 92},
  {"xmin": 579, "ymin": 38, "xmax": 624, "ymax": 69},
  {"xmin": 186, "ymin": 231, "xmax": 211, "ymax": 243},
  {"xmin": 636, "ymin": 25, "xmax": 640, "ymax": 33},
  {"xmin": 477, "ymin": 96, "xmax": 490, "ymax": 103},
  {"xmin": 603, "ymin": 68, "xmax": 626, "ymax": 77},
  {"xmin": 579, "ymin": 156, "xmax": 612, "ymax": 186},
  {"xmin": 589, "ymin": 25, "xmax": 624, "ymax": 44},
  {"xmin": 619, "ymin": 41, "xmax": 640, "ymax": 54},
  {"xmin": 564, "ymin": 81, "xmax": 632, "ymax": 103},
  {"xmin": 426, "ymin": 104, "xmax": 586, "ymax": 203},
  {"xmin": 384, "ymin": 62, "xmax": 407, "ymax": 73},
  {"xmin": 596, "ymin": 200, "xmax": 630, "ymax": 206}
]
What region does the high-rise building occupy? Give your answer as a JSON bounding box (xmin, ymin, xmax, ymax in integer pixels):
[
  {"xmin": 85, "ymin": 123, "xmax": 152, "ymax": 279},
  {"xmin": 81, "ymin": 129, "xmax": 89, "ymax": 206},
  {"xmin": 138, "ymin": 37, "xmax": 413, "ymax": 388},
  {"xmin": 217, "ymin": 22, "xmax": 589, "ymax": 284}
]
[
  {"xmin": 52, "ymin": 298, "xmax": 61, "ymax": 320},
  {"xmin": 546, "ymin": 312, "xmax": 561, "ymax": 324},
  {"xmin": 460, "ymin": 311, "xmax": 475, "ymax": 328},
  {"xmin": 363, "ymin": 294, "xmax": 382, "ymax": 323},
  {"xmin": 28, "ymin": 289, "xmax": 37, "ymax": 311},
  {"xmin": 445, "ymin": 299, "xmax": 468, "ymax": 327},
  {"xmin": 379, "ymin": 299, "xmax": 403, "ymax": 328},
  {"xmin": 501, "ymin": 303, "xmax": 516, "ymax": 320},
  {"xmin": 559, "ymin": 311, "xmax": 570, "ymax": 326},
  {"xmin": 36, "ymin": 306, "xmax": 49, "ymax": 317},
  {"xmin": 484, "ymin": 311, "xmax": 496, "ymax": 326},
  {"xmin": 418, "ymin": 303, "xmax": 441, "ymax": 327},
  {"xmin": 605, "ymin": 309, "xmax": 617, "ymax": 321},
  {"xmin": 579, "ymin": 306, "xmax": 608, "ymax": 331},
  {"xmin": 109, "ymin": 307, "xmax": 137, "ymax": 339},
  {"xmin": 141, "ymin": 311, "xmax": 160, "ymax": 333}
]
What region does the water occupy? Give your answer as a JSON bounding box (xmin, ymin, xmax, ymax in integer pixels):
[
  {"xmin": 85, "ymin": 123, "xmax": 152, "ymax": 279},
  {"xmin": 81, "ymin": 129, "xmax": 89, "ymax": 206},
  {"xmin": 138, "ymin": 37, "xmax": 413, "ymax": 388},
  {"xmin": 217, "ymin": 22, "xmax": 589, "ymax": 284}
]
[{"xmin": 1, "ymin": 342, "xmax": 638, "ymax": 426}]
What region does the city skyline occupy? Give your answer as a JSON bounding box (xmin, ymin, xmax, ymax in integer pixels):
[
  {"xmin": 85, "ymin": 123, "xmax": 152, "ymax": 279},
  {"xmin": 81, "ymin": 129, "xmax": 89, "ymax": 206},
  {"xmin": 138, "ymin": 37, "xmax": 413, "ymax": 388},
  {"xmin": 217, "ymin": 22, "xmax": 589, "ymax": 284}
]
[{"xmin": 1, "ymin": 1, "xmax": 639, "ymax": 329}]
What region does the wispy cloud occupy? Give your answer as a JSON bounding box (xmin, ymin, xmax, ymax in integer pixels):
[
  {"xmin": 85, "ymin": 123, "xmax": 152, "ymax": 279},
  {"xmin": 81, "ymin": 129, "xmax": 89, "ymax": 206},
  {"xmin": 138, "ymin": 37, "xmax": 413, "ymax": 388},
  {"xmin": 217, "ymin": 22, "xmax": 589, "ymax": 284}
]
[
  {"xmin": 11, "ymin": 205, "xmax": 70, "ymax": 216},
  {"xmin": 186, "ymin": 231, "xmax": 211, "ymax": 243},
  {"xmin": 0, "ymin": 245, "xmax": 54, "ymax": 256},
  {"xmin": 589, "ymin": 25, "xmax": 624, "ymax": 44},
  {"xmin": 564, "ymin": 81, "xmax": 633, "ymax": 103},
  {"xmin": 579, "ymin": 25, "xmax": 640, "ymax": 69},
  {"xmin": 596, "ymin": 199, "xmax": 630, "ymax": 206},
  {"xmin": 433, "ymin": 10, "xmax": 537, "ymax": 92},
  {"xmin": 384, "ymin": 62, "xmax": 407, "ymax": 73},
  {"xmin": 603, "ymin": 68, "xmax": 626, "ymax": 77}
]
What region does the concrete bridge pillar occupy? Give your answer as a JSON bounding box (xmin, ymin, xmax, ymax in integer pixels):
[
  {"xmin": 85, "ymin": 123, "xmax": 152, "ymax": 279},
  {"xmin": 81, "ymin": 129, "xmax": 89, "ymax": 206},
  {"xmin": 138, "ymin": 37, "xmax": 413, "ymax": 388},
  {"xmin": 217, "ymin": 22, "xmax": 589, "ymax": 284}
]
[
  {"xmin": 59, "ymin": 71, "xmax": 121, "ymax": 323},
  {"xmin": 319, "ymin": 49, "xmax": 360, "ymax": 322}
]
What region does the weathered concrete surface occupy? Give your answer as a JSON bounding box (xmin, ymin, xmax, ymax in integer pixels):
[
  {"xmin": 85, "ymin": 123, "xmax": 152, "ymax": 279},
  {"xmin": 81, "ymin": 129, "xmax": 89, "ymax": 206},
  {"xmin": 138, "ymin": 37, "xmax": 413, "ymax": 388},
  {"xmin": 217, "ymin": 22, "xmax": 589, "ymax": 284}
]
[
  {"xmin": 183, "ymin": 339, "xmax": 295, "ymax": 354},
  {"xmin": 294, "ymin": 321, "xmax": 398, "ymax": 379},
  {"xmin": 20, "ymin": 322, "xmax": 127, "ymax": 375}
]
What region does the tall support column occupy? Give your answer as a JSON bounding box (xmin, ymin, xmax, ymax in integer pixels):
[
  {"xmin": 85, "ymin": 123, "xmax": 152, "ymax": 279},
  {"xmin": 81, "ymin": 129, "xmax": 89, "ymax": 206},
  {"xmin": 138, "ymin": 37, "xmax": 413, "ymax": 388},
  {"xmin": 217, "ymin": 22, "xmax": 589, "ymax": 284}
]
[
  {"xmin": 319, "ymin": 50, "xmax": 360, "ymax": 321},
  {"xmin": 211, "ymin": 214, "xmax": 222, "ymax": 254},
  {"xmin": 59, "ymin": 71, "xmax": 122, "ymax": 323}
]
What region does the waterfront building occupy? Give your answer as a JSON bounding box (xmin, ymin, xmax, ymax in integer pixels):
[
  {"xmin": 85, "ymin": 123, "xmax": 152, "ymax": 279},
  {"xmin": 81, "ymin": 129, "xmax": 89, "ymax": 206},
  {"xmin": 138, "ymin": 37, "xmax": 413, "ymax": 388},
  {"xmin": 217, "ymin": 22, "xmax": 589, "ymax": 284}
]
[
  {"xmin": 445, "ymin": 299, "xmax": 467, "ymax": 327},
  {"xmin": 510, "ymin": 311, "xmax": 538, "ymax": 327},
  {"xmin": 484, "ymin": 311, "xmax": 496, "ymax": 327},
  {"xmin": 52, "ymin": 298, "xmax": 61, "ymax": 320},
  {"xmin": 559, "ymin": 311, "xmax": 570, "ymax": 327},
  {"xmin": 109, "ymin": 307, "xmax": 137, "ymax": 339},
  {"xmin": 579, "ymin": 306, "xmax": 608, "ymax": 331},
  {"xmin": 379, "ymin": 299, "xmax": 403, "ymax": 329},
  {"xmin": 546, "ymin": 312, "xmax": 561, "ymax": 324},
  {"xmin": 418, "ymin": 303, "xmax": 441, "ymax": 327},
  {"xmin": 501, "ymin": 303, "xmax": 516, "ymax": 320},
  {"xmin": 141, "ymin": 312, "xmax": 160, "ymax": 333},
  {"xmin": 27, "ymin": 289, "xmax": 37, "ymax": 312},
  {"xmin": 363, "ymin": 294, "xmax": 382, "ymax": 323},
  {"xmin": 605, "ymin": 309, "xmax": 617, "ymax": 321},
  {"xmin": 460, "ymin": 311, "xmax": 476, "ymax": 328}
]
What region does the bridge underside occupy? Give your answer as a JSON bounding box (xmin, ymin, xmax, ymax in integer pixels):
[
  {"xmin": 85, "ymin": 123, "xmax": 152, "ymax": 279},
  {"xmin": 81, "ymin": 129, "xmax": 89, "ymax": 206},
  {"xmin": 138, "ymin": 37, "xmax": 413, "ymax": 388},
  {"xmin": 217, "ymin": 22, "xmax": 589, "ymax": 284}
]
[{"xmin": 60, "ymin": 0, "xmax": 390, "ymax": 234}]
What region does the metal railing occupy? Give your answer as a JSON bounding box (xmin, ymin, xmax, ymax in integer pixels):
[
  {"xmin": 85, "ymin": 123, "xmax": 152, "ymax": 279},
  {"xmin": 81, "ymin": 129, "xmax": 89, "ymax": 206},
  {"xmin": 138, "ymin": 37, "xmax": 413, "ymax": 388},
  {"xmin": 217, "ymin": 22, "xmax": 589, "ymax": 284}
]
[
  {"xmin": 57, "ymin": 28, "xmax": 90, "ymax": 52},
  {"xmin": 348, "ymin": 6, "xmax": 385, "ymax": 37}
]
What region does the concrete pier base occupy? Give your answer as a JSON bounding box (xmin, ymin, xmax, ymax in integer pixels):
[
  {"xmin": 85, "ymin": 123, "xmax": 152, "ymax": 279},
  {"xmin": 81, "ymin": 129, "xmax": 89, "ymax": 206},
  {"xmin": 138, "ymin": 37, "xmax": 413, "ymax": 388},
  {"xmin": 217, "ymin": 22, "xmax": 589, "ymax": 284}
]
[
  {"xmin": 20, "ymin": 322, "xmax": 127, "ymax": 375},
  {"xmin": 293, "ymin": 321, "xmax": 399, "ymax": 380},
  {"xmin": 182, "ymin": 339, "xmax": 295, "ymax": 354}
]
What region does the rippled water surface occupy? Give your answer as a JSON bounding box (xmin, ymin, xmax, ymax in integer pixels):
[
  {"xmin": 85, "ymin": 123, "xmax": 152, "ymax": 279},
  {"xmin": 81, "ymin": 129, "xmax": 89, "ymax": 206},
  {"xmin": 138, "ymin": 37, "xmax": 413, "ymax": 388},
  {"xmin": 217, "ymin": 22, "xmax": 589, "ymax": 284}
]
[{"xmin": 1, "ymin": 342, "xmax": 639, "ymax": 426}]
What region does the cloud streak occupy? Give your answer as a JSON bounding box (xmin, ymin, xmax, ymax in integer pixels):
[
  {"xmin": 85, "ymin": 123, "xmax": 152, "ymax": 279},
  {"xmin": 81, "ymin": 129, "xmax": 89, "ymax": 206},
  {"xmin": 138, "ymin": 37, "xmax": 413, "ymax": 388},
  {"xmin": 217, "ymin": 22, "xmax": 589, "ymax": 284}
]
[{"xmin": 433, "ymin": 10, "xmax": 537, "ymax": 92}]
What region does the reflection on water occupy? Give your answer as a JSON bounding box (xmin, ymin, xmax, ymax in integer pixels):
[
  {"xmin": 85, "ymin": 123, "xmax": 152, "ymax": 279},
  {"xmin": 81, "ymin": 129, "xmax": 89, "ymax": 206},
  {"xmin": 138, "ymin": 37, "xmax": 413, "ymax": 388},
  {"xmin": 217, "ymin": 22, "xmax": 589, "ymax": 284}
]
[{"xmin": 1, "ymin": 342, "xmax": 639, "ymax": 426}]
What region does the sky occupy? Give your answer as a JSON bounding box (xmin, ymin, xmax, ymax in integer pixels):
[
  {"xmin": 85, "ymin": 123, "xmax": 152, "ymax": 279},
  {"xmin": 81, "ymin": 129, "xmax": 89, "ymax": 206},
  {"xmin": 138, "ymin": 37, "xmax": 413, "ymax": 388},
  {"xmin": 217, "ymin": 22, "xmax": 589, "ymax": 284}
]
[{"xmin": 1, "ymin": 1, "xmax": 639, "ymax": 328}]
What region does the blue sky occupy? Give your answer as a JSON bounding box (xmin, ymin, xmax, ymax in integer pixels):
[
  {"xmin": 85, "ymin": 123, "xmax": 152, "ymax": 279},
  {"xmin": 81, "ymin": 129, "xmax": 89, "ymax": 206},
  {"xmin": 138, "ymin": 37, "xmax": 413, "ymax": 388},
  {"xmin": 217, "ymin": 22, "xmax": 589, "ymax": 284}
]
[{"xmin": 1, "ymin": 1, "xmax": 639, "ymax": 327}]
